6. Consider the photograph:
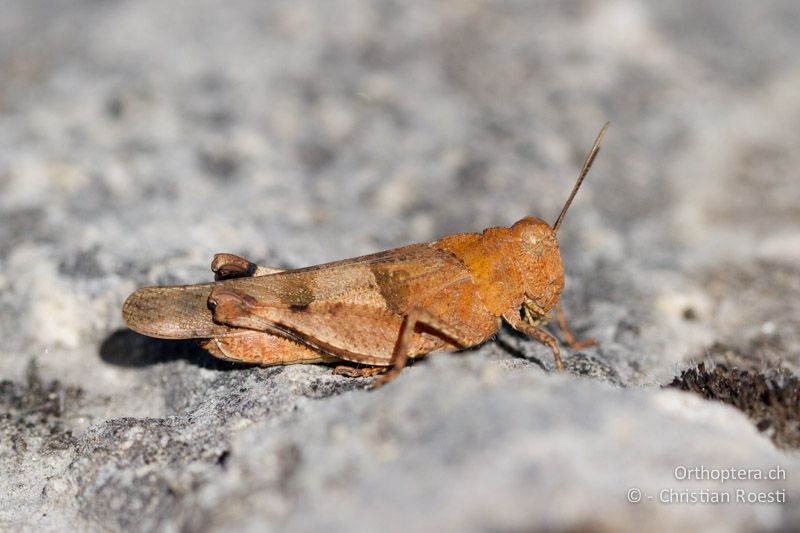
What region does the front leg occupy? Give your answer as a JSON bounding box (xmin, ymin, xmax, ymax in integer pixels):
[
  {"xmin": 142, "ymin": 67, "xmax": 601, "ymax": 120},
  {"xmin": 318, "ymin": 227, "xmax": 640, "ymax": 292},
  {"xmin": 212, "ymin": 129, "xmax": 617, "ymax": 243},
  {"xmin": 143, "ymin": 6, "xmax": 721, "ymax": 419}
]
[
  {"xmin": 503, "ymin": 307, "xmax": 564, "ymax": 371},
  {"xmin": 555, "ymin": 303, "xmax": 597, "ymax": 350}
]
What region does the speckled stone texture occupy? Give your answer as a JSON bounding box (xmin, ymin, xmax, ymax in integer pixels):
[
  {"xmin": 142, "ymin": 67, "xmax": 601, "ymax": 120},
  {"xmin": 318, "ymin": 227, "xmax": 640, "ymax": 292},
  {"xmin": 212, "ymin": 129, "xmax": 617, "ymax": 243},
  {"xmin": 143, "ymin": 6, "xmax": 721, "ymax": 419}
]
[{"xmin": 1, "ymin": 1, "xmax": 799, "ymax": 531}]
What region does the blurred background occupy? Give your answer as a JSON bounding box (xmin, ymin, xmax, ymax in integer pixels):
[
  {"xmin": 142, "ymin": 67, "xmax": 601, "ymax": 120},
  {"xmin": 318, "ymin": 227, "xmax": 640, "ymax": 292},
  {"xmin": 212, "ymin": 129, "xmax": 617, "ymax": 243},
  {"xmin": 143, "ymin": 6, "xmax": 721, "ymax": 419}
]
[{"xmin": 1, "ymin": 1, "xmax": 799, "ymax": 531}]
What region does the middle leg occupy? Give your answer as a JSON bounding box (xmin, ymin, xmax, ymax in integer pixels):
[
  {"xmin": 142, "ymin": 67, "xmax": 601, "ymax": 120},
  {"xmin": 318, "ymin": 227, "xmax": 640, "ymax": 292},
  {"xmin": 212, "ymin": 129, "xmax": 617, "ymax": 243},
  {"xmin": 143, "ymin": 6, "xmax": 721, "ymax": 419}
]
[{"xmin": 371, "ymin": 306, "xmax": 475, "ymax": 389}]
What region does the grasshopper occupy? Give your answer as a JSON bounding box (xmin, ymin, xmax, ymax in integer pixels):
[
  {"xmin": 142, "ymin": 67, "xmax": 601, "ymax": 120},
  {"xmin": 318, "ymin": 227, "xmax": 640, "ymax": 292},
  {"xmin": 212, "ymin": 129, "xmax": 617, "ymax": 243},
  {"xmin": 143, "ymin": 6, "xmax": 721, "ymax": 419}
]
[{"xmin": 123, "ymin": 124, "xmax": 608, "ymax": 387}]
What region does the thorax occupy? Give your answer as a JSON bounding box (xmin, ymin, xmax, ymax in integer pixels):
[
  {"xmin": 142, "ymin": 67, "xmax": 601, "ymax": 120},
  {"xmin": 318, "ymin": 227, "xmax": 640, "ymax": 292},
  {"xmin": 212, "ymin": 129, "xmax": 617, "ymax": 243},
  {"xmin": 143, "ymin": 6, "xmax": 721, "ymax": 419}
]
[{"xmin": 434, "ymin": 226, "xmax": 526, "ymax": 316}]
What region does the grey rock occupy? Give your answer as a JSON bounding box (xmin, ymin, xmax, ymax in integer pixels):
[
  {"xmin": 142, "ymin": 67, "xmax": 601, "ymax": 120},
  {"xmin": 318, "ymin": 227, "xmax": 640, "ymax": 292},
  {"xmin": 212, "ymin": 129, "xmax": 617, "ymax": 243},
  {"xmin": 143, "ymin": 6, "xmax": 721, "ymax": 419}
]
[{"xmin": 1, "ymin": 0, "xmax": 799, "ymax": 531}]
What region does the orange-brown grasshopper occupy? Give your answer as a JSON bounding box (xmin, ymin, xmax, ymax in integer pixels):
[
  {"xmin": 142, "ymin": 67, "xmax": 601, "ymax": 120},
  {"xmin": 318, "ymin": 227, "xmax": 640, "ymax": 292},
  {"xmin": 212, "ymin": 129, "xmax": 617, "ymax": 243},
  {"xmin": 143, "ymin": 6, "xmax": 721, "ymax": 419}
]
[{"xmin": 123, "ymin": 123, "xmax": 608, "ymax": 387}]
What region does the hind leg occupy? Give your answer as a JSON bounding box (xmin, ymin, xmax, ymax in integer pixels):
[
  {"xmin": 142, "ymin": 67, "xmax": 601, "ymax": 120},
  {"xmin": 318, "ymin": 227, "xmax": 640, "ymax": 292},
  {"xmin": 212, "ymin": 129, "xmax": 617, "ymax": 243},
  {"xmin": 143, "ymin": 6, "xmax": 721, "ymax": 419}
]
[
  {"xmin": 207, "ymin": 332, "xmax": 389, "ymax": 379},
  {"xmin": 211, "ymin": 253, "xmax": 285, "ymax": 280},
  {"xmin": 201, "ymin": 331, "xmax": 339, "ymax": 365},
  {"xmin": 332, "ymin": 366, "xmax": 389, "ymax": 378}
]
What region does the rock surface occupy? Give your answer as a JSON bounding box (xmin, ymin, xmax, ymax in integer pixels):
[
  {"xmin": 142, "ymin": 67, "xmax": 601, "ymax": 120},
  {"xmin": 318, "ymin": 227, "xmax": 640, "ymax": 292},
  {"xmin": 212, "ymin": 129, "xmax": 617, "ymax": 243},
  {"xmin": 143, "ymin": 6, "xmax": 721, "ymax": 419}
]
[{"xmin": 1, "ymin": 1, "xmax": 799, "ymax": 531}]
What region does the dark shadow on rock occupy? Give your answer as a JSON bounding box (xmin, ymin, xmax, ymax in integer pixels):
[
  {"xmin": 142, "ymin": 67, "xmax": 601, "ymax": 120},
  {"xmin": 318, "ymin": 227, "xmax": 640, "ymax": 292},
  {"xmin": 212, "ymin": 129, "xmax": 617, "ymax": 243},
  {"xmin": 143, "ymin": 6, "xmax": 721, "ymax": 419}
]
[
  {"xmin": 100, "ymin": 329, "xmax": 252, "ymax": 371},
  {"xmin": 495, "ymin": 325, "xmax": 548, "ymax": 371}
]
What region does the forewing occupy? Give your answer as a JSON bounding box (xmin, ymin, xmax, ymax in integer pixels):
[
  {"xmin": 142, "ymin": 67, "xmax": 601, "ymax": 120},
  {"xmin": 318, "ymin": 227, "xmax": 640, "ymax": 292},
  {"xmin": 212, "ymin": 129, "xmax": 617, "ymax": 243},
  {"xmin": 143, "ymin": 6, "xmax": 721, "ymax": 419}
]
[
  {"xmin": 123, "ymin": 283, "xmax": 237, "ymax": 339},
  {"xmin": 207, "ymin": 243, "xmax": 476, "ymax": 362},
  {"xmin": 213, "ymin": 243, "xmax": 472, "ymax": 313}
]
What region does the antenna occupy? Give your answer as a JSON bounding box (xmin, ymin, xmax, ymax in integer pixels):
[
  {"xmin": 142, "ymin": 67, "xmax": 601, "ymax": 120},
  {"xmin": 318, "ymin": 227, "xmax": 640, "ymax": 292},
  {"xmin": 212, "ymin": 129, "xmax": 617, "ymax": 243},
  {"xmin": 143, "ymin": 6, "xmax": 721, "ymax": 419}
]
[{"xmin": 552, "ymin": 121, "xmax": 609, "ymax": 233}]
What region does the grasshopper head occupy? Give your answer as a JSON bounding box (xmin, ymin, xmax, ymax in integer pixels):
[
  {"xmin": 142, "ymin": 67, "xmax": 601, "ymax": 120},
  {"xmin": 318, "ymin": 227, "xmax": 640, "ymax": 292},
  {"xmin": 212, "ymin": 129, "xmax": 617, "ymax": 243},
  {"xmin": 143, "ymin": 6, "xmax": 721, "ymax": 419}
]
[
  {"xmin": 508, "ymin": 122, "xmax": 608, "ymax": 316},
  {"xmin": 511, "ymin": 216, "xmax": 564, "ymax": 314}
]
